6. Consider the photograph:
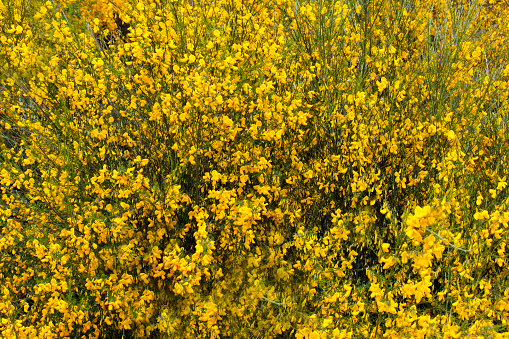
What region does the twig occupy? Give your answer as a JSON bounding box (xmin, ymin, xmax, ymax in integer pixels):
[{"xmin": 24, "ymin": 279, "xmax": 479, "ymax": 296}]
[
  {"xmin": 261, "ymin": 296, "xmax": 285, "ymax": 306},
  {"xmin": 426, "ymin": 228, "xmax": 471, "ymax": 252}
]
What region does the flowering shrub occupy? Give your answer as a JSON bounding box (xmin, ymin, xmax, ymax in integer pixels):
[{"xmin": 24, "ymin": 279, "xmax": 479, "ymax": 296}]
[{"xmin": 1, "ymin": 0, "xmax": 508, "ymax": 338}]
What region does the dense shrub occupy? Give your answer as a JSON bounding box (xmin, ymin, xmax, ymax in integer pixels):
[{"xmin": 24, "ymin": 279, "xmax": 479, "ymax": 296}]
[{"xmin": 1, "ymin": 0, "xmax": 508, "ymax": 338}]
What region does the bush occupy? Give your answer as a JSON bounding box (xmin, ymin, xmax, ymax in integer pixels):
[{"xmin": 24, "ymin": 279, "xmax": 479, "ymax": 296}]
[{"xmin": 1, "ymin": 0, "xmax": 508, "ymax": 338}]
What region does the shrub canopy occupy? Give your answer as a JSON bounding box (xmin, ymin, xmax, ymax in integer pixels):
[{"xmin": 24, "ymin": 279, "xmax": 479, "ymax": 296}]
[{"xmin": 1, "ymin": 0, "xmax": 509, "ymax": 338}]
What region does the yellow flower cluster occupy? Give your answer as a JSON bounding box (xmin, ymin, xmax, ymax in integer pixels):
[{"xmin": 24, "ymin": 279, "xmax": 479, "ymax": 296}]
[{"xmin": 1, "ymin": 0, "xmax": 509, "ymax": 338}]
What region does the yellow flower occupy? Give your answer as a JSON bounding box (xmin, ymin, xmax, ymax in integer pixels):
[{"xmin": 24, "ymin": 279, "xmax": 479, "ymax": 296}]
[
  {"xmin": 414, "ymin": 205, "xmax": 431, "ymax": 219},
  {"xmin": 376, "ymin": 77, "xmax": 389, "ymax": 92},
  {"xmin": 211, "ymin": 170, "xmax": 221, "ymax": 183}
]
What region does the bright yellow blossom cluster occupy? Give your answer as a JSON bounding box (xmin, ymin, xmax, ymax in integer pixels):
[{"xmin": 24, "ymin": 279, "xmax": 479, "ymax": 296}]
[{"xmin": 1, "ymin": 0, "xmax": 509, "ymax": 338}]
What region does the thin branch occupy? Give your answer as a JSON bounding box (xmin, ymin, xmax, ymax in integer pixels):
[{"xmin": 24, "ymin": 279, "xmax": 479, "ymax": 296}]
[
  {"xmin": 261, "ymin": 296, "xmax": 286, "ymax": 306},
  {"xmin": 426, "ymin": 228, "xmax": 471, "ymax": 252}
]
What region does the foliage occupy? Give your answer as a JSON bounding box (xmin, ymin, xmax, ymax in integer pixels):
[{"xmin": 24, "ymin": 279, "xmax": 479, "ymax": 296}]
[{"xmin": 0, "ymin": 0, "xmax": 509, "ymax": 338}]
